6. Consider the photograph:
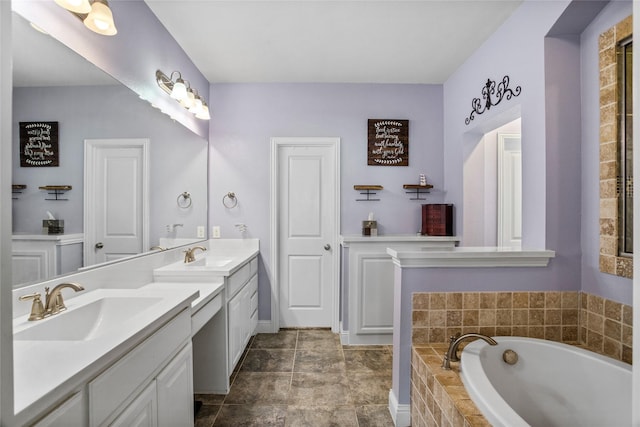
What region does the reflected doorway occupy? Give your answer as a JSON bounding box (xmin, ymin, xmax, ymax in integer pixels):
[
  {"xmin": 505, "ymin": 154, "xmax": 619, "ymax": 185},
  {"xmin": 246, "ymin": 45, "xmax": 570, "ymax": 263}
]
[{"xmin": 463, "ymin": 118, "xmax": 521, "ymax": 247}]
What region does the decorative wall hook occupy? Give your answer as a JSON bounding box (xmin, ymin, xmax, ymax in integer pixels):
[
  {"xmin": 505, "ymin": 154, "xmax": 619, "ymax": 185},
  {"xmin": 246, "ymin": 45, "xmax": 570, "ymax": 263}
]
[{"xmin": 465, "ymin": 76, "xmax": 522, "ymax": 125}]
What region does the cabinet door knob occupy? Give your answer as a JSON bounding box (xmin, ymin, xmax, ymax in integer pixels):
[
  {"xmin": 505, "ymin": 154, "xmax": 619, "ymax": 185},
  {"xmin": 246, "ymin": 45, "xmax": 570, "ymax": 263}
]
[
  {"xmin": 324, "ymin": 244, "xmax": 331, "ymax": 251},
  {"xmin": 95, "ymin": 242, "xmax": 104, "ymax": 249}
]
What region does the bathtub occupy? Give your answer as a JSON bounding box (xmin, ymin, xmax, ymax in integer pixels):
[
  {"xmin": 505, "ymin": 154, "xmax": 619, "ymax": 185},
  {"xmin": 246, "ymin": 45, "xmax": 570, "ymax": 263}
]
[{"xmin": 460, "ymin": 337, "xmax": 631, "ymax": 427}]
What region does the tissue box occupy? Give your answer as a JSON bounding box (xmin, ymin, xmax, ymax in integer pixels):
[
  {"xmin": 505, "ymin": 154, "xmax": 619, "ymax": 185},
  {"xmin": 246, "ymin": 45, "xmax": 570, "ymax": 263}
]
[
  {"xmin": 362, "ymin": 220, "xmax": 377, "ymax": 236},
  {"xmin": 43, "ymin": 219, "xmax": 64, "ymax": 235}
]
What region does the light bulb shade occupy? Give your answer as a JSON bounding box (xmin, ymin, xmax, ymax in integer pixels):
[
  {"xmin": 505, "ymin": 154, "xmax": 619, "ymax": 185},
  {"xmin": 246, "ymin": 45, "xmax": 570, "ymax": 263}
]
[
  {"xmin": 170, "ymin": 79, "xmax": 187, "ymax": 100},
  {"xmin": 189, "ymin": 97, "xmax": 204, "ymax": 114},
  {"xmin": 180, "ymin": 90, "xmax": 195, "ymax": 109},
  {"xmin": 84, "ymin": 0, "xmax": 117, "ymax": 36},
  {"xmin": 55, "ymin": 0, "xmax": 91, "ymax": 14},
  {"xmin": 195, "ymin": 103, "xmax": 210, "ymax": 120}
]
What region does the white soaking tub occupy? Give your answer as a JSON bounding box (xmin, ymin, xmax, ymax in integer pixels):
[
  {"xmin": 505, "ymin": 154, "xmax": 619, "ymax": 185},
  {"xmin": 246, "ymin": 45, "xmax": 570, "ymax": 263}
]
[{"xmin": 460, "ymin": 336, "xmax": 631, "ymax": 427}]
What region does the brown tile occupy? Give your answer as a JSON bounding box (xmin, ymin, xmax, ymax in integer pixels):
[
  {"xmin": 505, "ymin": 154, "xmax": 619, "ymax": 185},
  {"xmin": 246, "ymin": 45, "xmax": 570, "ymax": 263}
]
[
  {"xmin": 512, "ymin": 326, "xmax": 528, "ymax": 337},
  {"xmin": 462, "ymin": 310, "xmax": 479, "ymax": 327},
  {"xmin": 447, "ymin": 293, "xmax": 463, "ymax": 309},
  {"xmin": 297, "ymin": 329, "xmax": 341, "ymax": 350},
  {"xmin": 561, "ymin": 309, "xmax": 578, "ymax": 326},
  {"xmin": 604, "ymin": 299, "xmax": 622, "ymax": 321},
  {"xmin": 465, "ymin": 415, "xmax": 493, "ymax": 427},
  {"xmin": 214, "ymin": 405, "xmax": 286, "ymax": 427},
  {"xmin": 588, "ymin": 312, "xmax": 604, "ymax": 333},
  {"xmin": 622, "ymin": 304, "xmax": 633, "ymax": 326},
  {"xmin": 545, "ymin": 292, "xmax": 561, "ymax": 309},
  {"xmin": 431, "ymin": 293, "xmax": 447, "ymax": 310},
  {"xmin": 413, "ymin": 310, "xmax": 430, "ymax": 327},
  {"xmin": 195, "ymin": 404, "xmax": 220, "ymax": 427},
  {"xmin": 544, "ymin": 326, "xmax": 562, "ymax": 342},
  {"xmin": 430, "ymin": 328, "xmax": 446, "ymax": 343},
  {"xmin": 478, "ymin": 326, "xmax": 496, "ymax": 338},
  {"xmin": 496, "ymin": 326, "xmax": 512, "ymax": 336},
  {"xmin": 586, "ymin": 330, "xmax": 604, "ymax": 351},
  {"xmin": 529, "ymin": 326, "xmax": 544, "ymax": 339},
  {"xmin": 478, "ymin": 310, "xmax": 496, "ymax": 326},
  {"xmin": 561, "ymin": 292, "xmax": 579, "ymax": 309},
  {"xmin": 430, "ymin": 310, "xmax": 446, "ymax": 327},
  {"xmin": 496, "ymin": 309, "xmax": 512, "ymax": 326},
  {"xmin": 447, "ymin": 310, "xmax": 462, "ymax": 327},
  {"xmin": 252, "ymin": 330, "xmax": 298, "ymax": 349},
  {"xmin": 562, "ymin": 326, "xmax": 579, "ymax": 342},
  {"xmin": 412, "ymin": 328, "xmax": 430, "ymax": 345},
  {"xmin": 288, "ymin": 372, "xmax": 352, "ymax": 405},
  {"xmin": 588, "ymin": 294, "xmax": 604, "ymax": 315},
  {"xmin": 513, "ymin": 292, "xmax": 528, "ymax": 308},
  {"xmin": 545, "ymin": 309, "xmax": 561, "ymax": 325},
  {"xmin": 463, "ymin": 293, "xmax": 480, "ymax": 309},
  {"xmin": 286, "ymin": 406, "xmax": 357, "ymax": 427},
  {"xmin": 195, "ymin": 394, "xmax": 226, "ymax": 405},
  {"xmin": 603, "ymin": 338, "xmax": 621, "ymax": 360},
  {"xmin": 355, "ymin": 405, "xmax": 395, "ymax": 427},
  {"xmin": 225, "ymin": 372, "xmax": 292, "ymax": 404},
  {"xmin": 445, "ymin": 328, "xmax": 463, "ymax": 341},
  {"xmin": 529, "ymin": 309, "xmax": 544, "ymax": 326},
  {"xmin": 480, "ymin": 293, "xmax": 497, "ymax": 309},
  {"xmin": 241, "ymin": 349, "xmax": 295, "ymax": 372},
  {"xmin": 622, "ymin": 325, "xmax": 633, "ymax": 346},
  {"xmin": 496, "ymin": 292, "xmax": 512, "ymax": 309},
  {"xmin": 529, "ymin": 292, "xmax": 545, "ymax": 309},
  {"xmin": 622, "ymin": 346, "xmax": 633, "ymax": 364},
  {"xmin": 413, "ymin": 293, "xmax": 430, "ymax": 310},
  {"xmin": 343, "ymin": 349, "xmax": 392, "ymax": 373},
  {"xmin": 347, "ymin": 371, "xmax": 392, "ymax": 405},
  {"xmin": 603, "ymin": 319, "xmax": 621, "ymax": 341},
  {"xmin": 294, "ymin": 349, "xmax": 345, "ymax": 373}
]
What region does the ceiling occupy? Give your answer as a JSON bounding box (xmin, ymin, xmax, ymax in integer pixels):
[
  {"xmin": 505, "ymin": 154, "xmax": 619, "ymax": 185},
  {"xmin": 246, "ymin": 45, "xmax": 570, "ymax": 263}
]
[
  {"xmin": 12, "ymin": 1, "xmax": 523, "ymax": 87},
  {"xmin": 145, "ymin": 0, "xmax": 523, "ymax": 84}
]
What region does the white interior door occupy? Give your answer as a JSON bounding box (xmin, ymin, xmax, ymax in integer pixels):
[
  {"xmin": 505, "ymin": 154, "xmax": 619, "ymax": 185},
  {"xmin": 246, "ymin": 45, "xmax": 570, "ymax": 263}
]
[
  {"xmin": 84, "ymin": 139, "xmax": 149, "ymax": 266},
  {"xmin": 498, "ymin": 133, "xmax": 522, "ymax": 247},
  {"xmin": 272, "ymin": 137, "xmax": 339, "ymax": 330}
]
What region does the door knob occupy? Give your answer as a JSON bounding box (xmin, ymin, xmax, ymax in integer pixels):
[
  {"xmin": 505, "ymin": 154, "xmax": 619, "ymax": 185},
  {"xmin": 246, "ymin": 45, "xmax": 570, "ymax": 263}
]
[
  {"xmin": 324, "ymin": 244, "xmax": 331, "ymax": 251},
  {"xmin": 95, "ymin": 242, "xmax": 104, "ymax": 249}
]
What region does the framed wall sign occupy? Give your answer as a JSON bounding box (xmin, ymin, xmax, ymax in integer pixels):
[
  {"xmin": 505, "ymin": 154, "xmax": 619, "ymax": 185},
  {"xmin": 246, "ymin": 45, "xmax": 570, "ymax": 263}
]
[
  {"xmin": 19, "ymin": 121, "xmax": 59, "ymax": 167},
  {"xmin": 367, "ymin": 119, "xmax": 409, "ymax": 166}
]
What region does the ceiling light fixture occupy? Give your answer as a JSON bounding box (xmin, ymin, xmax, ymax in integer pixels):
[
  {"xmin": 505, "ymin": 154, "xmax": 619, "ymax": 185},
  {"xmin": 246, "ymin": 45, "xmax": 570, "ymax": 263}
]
[{"xmin": 156, "ymin": 70, "xmax": 210, "ymax": 121}]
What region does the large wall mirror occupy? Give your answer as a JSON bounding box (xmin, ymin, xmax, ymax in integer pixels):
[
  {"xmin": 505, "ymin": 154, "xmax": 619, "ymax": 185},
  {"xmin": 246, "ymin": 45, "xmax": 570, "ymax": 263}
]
[{"xmin": 11, "ymin": 10, "xmax": 208, "ymax": 287}]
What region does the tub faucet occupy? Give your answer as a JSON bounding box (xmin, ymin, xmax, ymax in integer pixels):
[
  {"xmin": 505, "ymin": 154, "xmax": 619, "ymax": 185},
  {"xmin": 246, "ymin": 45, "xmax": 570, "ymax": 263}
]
[
  {"xmin": 184, "ymin": 246, "xmax": 207, "ymax": 263},
  {"xmin": 44, "ymin": 282, "xmax": 85, "ymax": 316},
  {"xmin": 442, "ymin": 332, "xmax": 498, "ymax": 370}
]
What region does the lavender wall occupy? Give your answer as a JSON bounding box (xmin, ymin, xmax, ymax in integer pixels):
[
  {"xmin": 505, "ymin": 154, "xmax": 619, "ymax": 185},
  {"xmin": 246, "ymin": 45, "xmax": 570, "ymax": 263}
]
[
  {"xmin": 579, "ymin": 1, "xmax": 633, "ymax": 305},
  {"xmin": 208, "ymin": 83, "xmax": 444, "ymax": 319},
  {"xmin": 12, "ymin": 85, "xmax": 208, "ymax": 249}
]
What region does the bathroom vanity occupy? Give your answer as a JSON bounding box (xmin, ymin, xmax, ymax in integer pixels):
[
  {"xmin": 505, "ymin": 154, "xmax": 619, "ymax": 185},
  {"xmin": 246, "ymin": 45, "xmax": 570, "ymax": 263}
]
[{"xmin": 11, "ymin": 239, "xmax": 259, "ymax": 426}]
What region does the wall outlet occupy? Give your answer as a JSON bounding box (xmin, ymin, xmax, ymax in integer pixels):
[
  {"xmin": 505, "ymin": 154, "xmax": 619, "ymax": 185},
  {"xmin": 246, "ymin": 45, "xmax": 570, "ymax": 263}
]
[
  {"xmin": 196, "ymin": 226, "xmax": 205, "ymax": 238},
  {"xmin": 212, "ymin": 226, "xmax": 221, "ymax": 238}
]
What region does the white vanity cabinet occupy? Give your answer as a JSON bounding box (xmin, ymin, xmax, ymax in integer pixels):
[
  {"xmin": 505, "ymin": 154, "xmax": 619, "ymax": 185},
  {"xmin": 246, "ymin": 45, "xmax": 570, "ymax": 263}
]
[
  {"xmin": 32, "ymin": 392, "xmax": 86, "ymax": 427},
  {"xmin": 89, "ymin": 309, "xmax": 193, "ymax": 426},
  {"xmin": 228, "ymin": 273, "xmax": 258, "ymax": 372},
  {"xmin": 340, "ymin": 235, "xmax": 458, "ymax": 345}
]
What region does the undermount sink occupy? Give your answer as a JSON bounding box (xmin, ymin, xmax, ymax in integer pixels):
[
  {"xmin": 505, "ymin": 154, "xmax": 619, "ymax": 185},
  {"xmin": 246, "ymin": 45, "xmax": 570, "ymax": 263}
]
[
  {"xmin": 14, "ymin": 296, "xmax": 162, "ymax": 341},
  {"xmin": 187, "ymin": 257, "xmax": 233, "ymax": 267}
]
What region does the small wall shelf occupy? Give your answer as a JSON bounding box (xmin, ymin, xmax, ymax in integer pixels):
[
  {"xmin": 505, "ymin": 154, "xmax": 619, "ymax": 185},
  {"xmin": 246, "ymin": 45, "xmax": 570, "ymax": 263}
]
[
  {"xmin": 12, "ymin": 184, "xmax": 27, "ymax": 200},
  {"xmin": 354, "ymin": 185, "xmax": 383, "ymax": 201},
  {"xmin": 403, "ymin": 184, "xmax": 433, "ymax": 200},
  {"xmin": 39, "ymin": 185, "xmax": 72, "ymax": 201}
]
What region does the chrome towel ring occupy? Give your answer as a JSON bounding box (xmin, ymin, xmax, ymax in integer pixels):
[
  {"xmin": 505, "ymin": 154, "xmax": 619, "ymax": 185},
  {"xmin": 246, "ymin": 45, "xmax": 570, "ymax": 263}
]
[
  {"xmin": 177, "ymin": 191, "xmax": 192, "ymax": 208},
  {"xmin": 223, "ymin": 192, "xmax": 237, "ymax": 209}
]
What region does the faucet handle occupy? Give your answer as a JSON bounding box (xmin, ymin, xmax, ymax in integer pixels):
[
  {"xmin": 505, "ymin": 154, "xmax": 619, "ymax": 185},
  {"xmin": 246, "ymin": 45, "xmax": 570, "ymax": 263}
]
[
  {"xmin": 18, "ymin": 292, "xmax": 46, "ymax": 321},
  {"xmin": 44, "ymin": 287, "xmax": 67, "ymax": 315}
]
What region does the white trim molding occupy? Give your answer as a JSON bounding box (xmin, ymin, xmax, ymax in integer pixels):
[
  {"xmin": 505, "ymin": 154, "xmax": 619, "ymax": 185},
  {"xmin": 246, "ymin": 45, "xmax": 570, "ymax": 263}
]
[
  {"xmin": 389, "ymin": 389, "xmax": 411, "ymax": 427},
  {"xmin": 387, "ymin": 246, "xmax": 555, "ymax": 268}
]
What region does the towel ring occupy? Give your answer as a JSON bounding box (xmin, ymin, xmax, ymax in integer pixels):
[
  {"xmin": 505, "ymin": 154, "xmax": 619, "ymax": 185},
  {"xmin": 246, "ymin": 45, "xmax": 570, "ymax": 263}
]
[
  {"xmin": 177, "ymin": 191, "xmax": 192, "ymax": 208},
  {"xmin": 223, "ymin": 192, "xmax": 237, "ymax": 209}
]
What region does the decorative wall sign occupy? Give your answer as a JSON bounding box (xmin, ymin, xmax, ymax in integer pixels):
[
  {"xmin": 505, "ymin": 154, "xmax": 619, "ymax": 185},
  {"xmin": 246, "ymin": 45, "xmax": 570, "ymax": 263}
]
[
  {"xmin": 367, "ymin": 119, "xmax": 409, "ymax": 166},
  {"xmin": 19, "ymin": 122, "xmax": 59, "ymax": 167},
  {"xmin": 465, "ymin": 76, "xmax": 522, "ymax": 125}
]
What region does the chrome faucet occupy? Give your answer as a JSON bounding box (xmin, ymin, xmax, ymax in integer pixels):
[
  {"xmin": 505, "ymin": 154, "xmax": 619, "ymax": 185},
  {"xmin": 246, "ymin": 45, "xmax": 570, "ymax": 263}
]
[
  {"xmin": 45, "ymin": 282, "xmax": 85, "ymax": 315},
  {"xmin": 442, "ymin": 332, "xmax": 498, "ymax": 370},
  {"xmin": 19, "ymin": 282, "xmax": 85, "ymax": 321},
  {"xmin": 183, "ymin": 246, "xmax": 207, "ymax": 263}
]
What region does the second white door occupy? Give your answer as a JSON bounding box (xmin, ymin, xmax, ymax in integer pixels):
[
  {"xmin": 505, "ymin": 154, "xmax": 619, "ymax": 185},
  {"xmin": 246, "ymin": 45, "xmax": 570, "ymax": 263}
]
[{"xmin": 274, "ymin": 137, "xmax": 339, "ymax": 329}]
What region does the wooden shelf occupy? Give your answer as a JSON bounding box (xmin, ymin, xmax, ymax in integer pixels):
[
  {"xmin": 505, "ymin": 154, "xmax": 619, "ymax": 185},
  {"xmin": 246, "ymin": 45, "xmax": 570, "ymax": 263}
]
[
  {"xmin": 12, "ymin": 184, "xmax": 27, "ymax": 200},
  {"xmin": 39, "ymin": 185, "xmax": 72, "ymax": 201},
  {"xmin": 353, "ymin": 185, "xmax": 383, "ymax": 201},
  {"xmin": 403, "ymin": 184, "xmax": 433, "ymax": 200}
]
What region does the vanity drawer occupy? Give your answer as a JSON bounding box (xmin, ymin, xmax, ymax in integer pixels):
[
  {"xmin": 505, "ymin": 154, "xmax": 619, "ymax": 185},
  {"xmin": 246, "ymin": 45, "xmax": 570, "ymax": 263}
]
[
  {"xmin": 88, "ymin": 309, "xmax": 190, "ymax": 426},
  {"xmin": 249, "ymin": 276, "xmax": 258, "ymax": 314},
  {"xmin": 192, "ymin": 292, "xmax": 222, "ymax": 336},
  {"xmin": 250, "ymin": 256, "xmax": 258, "ymax": 276},
  {"xmin": 227, "ymin": 261, "xmax": 251, "ymax": 298}
]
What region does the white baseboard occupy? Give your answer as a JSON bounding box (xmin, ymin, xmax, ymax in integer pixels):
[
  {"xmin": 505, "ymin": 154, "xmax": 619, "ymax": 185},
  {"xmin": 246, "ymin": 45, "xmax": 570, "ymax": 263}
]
[
  {"xmin": 389, "ymin": 389, "xmax": 411, "ymax": 427},
  {"xmin": 256, "ymin": 320, "xmax": 276, "ymax": 334}
]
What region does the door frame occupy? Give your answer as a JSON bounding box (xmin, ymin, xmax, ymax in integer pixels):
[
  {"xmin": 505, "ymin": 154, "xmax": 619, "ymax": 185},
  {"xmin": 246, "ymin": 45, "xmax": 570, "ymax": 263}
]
[
  {"xmin": 497, "ymin": 133, "xmax": 522, "ymax": 247},
  {"xmin": 269, "ymin": 137, "xmax": 341, "ymax": 333},
  {"xmin": 84, "ymin": 138, "xmax": 150, "ymax": 266}
]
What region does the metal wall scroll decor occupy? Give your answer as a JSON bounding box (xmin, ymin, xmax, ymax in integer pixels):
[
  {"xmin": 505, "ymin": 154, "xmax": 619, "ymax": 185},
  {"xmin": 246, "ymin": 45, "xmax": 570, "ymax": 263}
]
[{"xmin": 465, "ymin": 76, "xmax": 522, "ymax": 125}]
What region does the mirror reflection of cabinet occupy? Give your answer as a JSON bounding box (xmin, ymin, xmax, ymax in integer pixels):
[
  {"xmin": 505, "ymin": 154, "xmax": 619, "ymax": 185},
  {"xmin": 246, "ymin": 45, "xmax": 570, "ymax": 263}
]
[{"xmin": 11, "ymin": 234, "xmax": 83, "ymax": 286}]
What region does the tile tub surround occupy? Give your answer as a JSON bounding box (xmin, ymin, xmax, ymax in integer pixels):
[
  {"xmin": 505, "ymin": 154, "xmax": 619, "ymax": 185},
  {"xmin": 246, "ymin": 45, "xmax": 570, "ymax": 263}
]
[{"xmin": 411, "ymin": 290, "xmax": 632, "ymax": 364}]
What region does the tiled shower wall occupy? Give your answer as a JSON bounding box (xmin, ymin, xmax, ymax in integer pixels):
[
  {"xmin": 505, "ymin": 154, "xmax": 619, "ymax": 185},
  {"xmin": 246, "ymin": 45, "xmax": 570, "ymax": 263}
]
[{"xmin": 412, "ymin": 290, "xmax": 632, "ymax": 364}]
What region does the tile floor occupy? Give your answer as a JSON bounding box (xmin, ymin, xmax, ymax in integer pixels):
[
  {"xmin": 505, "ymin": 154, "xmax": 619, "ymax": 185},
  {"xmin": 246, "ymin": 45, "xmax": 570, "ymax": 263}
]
[{"xmin": 194, "ymin": 329, "xmax": 395, "ymax": 426}]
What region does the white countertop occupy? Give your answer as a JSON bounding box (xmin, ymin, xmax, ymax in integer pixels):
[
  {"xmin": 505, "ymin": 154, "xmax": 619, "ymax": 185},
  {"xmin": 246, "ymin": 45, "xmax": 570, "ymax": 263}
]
[
  {"xmin": 13, "ymin": 287, "xmax": 197, "ymax": 416},
  {"xmin": 340, "ymin": 234, "xmax": 459, "ymax": 245},
  {"xmin": 140, "ymin": 280, "xmax": 224, "ymax": 313},
  {"xmin": 386, "ymin": 246, "xmax": 555, "ymax": 268},
  {"xmin": 12, "ymin": 233, "xmax": 84, "ymax": 242}
]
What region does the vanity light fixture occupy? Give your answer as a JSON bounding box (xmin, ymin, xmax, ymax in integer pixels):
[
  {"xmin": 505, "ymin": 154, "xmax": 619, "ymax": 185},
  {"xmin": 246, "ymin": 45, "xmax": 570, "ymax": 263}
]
[
  {"xmin": 54, "ymin": 0, "xmax": 118, "ymax": 36},
  {"xmin": 155, "ymin": 70, "xmax": 211, "ymax": 120},
  {"xmin": 54, "ymin": 0, "xmax": 91, "ymax": 14}
]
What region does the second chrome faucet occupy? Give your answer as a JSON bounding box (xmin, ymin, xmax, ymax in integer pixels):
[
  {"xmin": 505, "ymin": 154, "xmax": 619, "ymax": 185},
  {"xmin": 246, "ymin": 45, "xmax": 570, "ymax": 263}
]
[{"xmin": 183, "ymin": 246, "xmax": 207, "ymax": 263}]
